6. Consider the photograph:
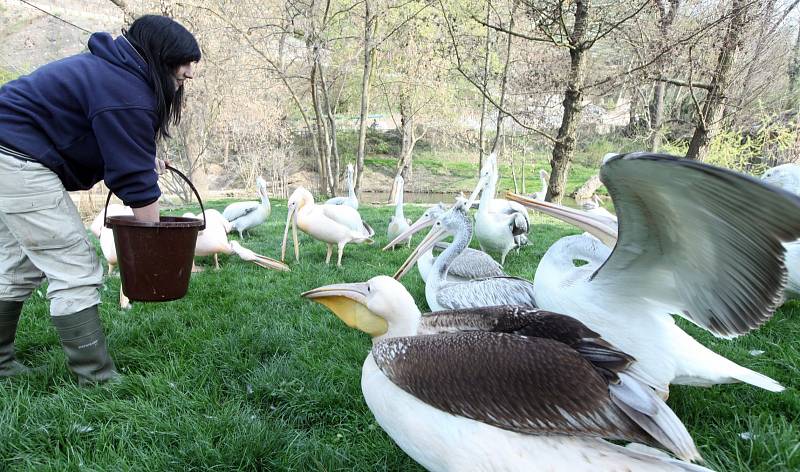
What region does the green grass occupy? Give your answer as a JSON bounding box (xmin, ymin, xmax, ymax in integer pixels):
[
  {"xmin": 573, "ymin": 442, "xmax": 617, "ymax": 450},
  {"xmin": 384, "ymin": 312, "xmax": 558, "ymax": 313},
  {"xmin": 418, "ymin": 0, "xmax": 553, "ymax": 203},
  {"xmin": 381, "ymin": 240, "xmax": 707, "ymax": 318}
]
[{"xmin": 1, "ymin": 200, "xmax": 798, "ymax": 471}]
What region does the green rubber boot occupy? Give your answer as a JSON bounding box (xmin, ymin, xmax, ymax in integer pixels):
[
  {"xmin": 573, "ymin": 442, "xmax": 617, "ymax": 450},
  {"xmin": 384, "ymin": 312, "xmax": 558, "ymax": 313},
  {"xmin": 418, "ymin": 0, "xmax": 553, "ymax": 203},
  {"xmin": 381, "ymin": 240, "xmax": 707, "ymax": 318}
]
[
  {"xmin": 52, "ymin": 305, "xmax": 119, "ymax": 386},
  {"xmin": 0, "ymin": 300, "xmax": 30, "ymax": 377}
]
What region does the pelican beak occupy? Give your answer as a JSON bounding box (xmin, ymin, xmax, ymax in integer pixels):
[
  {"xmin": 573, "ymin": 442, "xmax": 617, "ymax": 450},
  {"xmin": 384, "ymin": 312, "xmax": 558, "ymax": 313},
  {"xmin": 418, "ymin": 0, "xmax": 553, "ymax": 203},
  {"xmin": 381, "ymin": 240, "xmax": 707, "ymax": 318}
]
[
  {"xmin": 465, "ymin": 180, "xmax": 483, "ymax": 209},
  {"xmin": 383, "ymin": 214, "xmax": 435, "ymax": 250},
  {"xmin": 505, "ymin": 192, "xmax": 618, "ymax": 247},
  {"xmin": 394, "ymin": 223, "xmax": 449, "ymax": 280},
  {"xmin": 259, "ymin": 255, "xmax": 291, "ymax": 272},
  {"xmin": 281, "ymin": 205, "xmax": 295, "ymax": 261},
  {"xmin": 292, "ymin": 210, "xmax": 299, "ymax": 261},
  {"xmin": 302, "ymin": 283, "xmax": 388, "ymax": 337}
]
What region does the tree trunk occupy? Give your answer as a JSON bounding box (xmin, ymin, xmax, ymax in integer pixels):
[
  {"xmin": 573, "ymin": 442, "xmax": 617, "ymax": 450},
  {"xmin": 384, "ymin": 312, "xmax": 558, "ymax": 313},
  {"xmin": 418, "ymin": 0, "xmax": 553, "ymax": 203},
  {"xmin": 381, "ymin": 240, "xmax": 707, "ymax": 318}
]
[
  {"xmin": 389, "ymin": 101, "xmax": 418, "ymax": 202},
  {"xmin": 728, "ymin": 0, "xmax": 781, "ymax": 123},
  {"xmin": 311, "ymin": 61, "xmax": 334, "ymax": 195},
  {"xmin": 546, "ymin": 0, "xmax": 591, "ymax": 203},
  {"xmin": 686, "ymin": 0, "xmax": 751, "ymax": 161},
  {"xmin": 789, "ymin": 22, "xmax": 800, "ymax": 105},
  {"xmin": 477, "ymin": 1, "xmax": 492, "ymax": 175},
  {"xmin": 648, "ymin": 1, "xmax": 680, "ymax": 152},
  {"xmin": 570, "ymin": 174, "xmax": 602, "ymax": 200},
  {"xmin": 355, "ymin": 0, "xmax": 378, "ymax": 196},
  {"xmin": 318, "ymin": 58, "xmax": 341, "ymax": 194}
]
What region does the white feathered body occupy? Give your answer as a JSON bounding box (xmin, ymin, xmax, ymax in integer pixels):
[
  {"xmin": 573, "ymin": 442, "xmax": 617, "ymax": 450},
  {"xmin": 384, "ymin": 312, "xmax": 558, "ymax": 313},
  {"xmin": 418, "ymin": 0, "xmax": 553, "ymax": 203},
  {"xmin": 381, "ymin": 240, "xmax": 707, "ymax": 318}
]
[
  {"xmin": 223, "ymin": 199, "xmax": 270, "ymax": 237},
  {"xmin": 534, "ymin": 235, "xmax": 783, "ymax": 393},
  {"xmin": 362, "ymin": 355, "xmax": 704, "ymax": 472},
  {"xmin": 297, "ymin": 203, "xmax": 372, "ymax": 245}
]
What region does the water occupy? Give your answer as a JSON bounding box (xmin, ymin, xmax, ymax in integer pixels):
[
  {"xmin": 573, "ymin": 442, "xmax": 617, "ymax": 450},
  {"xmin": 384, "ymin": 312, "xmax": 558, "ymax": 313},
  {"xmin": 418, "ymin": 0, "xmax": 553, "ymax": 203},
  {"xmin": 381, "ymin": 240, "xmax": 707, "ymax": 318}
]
[{"xmin": 360, "ymin": 191, "xmax": 614, "ymax": 212}]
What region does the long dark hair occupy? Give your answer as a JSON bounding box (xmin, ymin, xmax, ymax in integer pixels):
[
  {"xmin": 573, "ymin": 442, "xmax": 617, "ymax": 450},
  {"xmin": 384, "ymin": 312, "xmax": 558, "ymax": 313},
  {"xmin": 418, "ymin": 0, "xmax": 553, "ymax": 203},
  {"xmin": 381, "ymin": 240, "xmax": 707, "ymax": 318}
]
[{"xmin": 123, "ymin": 15, "xmax": 201, "ymax": 140}]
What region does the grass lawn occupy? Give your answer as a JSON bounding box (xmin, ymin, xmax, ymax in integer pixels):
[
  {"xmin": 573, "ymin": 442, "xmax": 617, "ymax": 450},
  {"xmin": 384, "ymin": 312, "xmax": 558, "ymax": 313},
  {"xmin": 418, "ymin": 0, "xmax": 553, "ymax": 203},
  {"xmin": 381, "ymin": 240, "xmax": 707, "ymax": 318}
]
[{"xmin": 1, "ymin": 199, "xmax": 798, "ymax": 471}]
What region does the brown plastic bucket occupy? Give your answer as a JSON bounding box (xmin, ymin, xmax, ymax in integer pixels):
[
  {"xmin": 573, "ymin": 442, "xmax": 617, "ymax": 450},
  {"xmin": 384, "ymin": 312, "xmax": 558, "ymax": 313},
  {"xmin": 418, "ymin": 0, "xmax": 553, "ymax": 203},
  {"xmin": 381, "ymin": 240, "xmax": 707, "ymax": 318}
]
[{"xmin": 104, "ymin": 165, "xmax": 206, "ymax": 302}]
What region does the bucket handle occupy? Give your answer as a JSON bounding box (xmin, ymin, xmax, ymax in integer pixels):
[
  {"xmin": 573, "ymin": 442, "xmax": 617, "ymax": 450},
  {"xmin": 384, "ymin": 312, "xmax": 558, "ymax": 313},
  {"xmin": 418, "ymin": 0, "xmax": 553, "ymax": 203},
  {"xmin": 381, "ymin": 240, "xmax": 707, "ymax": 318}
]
[{"xmin": 103, "ymin": 164, "xmax": 206, "ymax": 230}]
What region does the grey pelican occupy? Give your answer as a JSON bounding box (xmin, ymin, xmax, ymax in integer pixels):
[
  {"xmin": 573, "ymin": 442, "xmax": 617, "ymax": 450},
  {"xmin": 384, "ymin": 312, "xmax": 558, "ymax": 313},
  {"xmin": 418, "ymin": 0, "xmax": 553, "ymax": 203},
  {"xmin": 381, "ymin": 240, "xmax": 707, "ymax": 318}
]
[
  {"xmin": 394, "ymin": 202, "xmax": 536, "ymax": 311},
  {"xmin": 183, "ymin": 209, "xmax": 289, "ymax": 272},
  {"xmin": 223, "ymin": 176, "xmax": 271, "ymax": 238},
  {"xmin": 762, "ymin": 163, "xmax": 800, "ymax": 300},
  {"xmin": 506, "ymin": 152, "xmax": 800, "ymax": 394},
  {"xmin": 466, "ymin": 153, "xmax": 530, "ymax": 264},
  {"xmin": 303, "ymin": 276, "xmax": 709, "ymax": 471},
  {"xmin": 762, "ymin": 163, "xmax": 800, "ymax": 194},
  {"xmin": 325, "ymin": 163, "xmax": 359, "ymax": 209},
  {"xmin": 386, "ymin": 175, "xmax": 411, "ymax": 248},
  {"xmin": 385, "ymin": 202, "xmax": 504, "ymax": 282},
  {"xmin": 282, "ymin": 186, "xmax": 374, "ymax": 266}
]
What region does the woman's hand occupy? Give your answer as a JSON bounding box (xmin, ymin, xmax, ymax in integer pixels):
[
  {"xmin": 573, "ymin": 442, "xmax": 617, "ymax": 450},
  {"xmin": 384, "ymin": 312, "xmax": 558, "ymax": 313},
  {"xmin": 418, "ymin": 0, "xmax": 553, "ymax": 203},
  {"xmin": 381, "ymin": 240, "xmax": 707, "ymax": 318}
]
[{"xmin": 156, "ymin": 158, "xmax": 171, "ymax": 175}]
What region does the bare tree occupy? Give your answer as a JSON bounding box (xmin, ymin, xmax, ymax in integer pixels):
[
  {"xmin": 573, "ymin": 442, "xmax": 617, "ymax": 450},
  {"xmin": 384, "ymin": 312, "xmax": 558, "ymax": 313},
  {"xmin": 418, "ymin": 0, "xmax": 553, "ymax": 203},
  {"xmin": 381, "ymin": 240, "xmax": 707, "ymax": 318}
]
[{"xmin": 686, "ymin": 0, "xmax": 753, "ymax": 161}]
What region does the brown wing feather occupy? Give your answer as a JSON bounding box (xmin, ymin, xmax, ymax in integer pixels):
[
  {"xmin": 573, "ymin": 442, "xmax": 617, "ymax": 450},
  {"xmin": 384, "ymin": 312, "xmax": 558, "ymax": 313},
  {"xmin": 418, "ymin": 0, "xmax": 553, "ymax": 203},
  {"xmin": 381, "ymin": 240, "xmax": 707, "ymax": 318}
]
[
  {"xmin": 418, "ymin": 306, "xmax": 634, "ymax": 382},
  {"xmin": 372, "ymin": 332, "xmax": 652, "ymax": 443}
]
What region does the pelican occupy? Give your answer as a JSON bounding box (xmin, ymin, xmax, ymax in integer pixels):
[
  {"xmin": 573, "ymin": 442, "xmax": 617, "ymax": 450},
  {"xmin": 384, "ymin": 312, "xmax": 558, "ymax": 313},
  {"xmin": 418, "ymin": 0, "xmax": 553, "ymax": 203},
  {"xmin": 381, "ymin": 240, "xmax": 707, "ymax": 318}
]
[
  {"xmin": 90, "ymin": 203, "xmax": 132, "ymax": 238},
  {"xmin": 282, "ymin": 186, "xmax": 374, "ymax": 266},
  {"xmin": 325, "ymin": 163, "xmax": 358, "ymax": 209},
  {"xmin": 762, "ymin": 163, "xmax": 800, "ymax": 300},
  {"xmin": 506, "ymin": 152, "xmax": 800, "ymax": 394},
  {"xmin": 384, "ymin": 203, "xmax": 505, "ymax": 282},
  {"xmin": 386, "ymin": 175, "xmax": 411, "ymax": 249},
  {"xmin": 530, "ymin": 168, "xmax": 549, "ymax": 201},
  {"xmin": 223, "ymin": 176, "xmax": 271, "ymax": 239},
  {"xmin": 466, "ymin": 153, "xmax": 529, "ymax": 264},
  {"xmin": 98, "ymin": 219, "xmax": 132, "ymax": 309},
  {"xmin": 761, "ymin": 163, "xmax": 800, "ymax": 194},
  {"xmin": 93, "ymin": 204, "xmax": 135, "ymax": 309},
  {"xmin": 395, "ymin": 202, "xmax": 536, "ymax": 311},
  {"xmin": 183, "ymin": 209, "xmax": 288, "ymax": 272},
  {"xmin": 303, "ymin": 276, "xmax": 708, "ymax": 471},
  {"xmin": 582, "ymin": 194, "xmax": 618, "ymax": 222}
]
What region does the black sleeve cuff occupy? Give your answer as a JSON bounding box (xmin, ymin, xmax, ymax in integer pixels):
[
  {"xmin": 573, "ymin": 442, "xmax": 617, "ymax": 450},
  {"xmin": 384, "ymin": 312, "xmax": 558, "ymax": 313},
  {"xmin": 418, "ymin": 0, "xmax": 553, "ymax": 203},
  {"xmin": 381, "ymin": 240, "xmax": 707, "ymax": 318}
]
[{"xmin": 126, "ymin": 196, "xmax": 159, "ymax": 208}]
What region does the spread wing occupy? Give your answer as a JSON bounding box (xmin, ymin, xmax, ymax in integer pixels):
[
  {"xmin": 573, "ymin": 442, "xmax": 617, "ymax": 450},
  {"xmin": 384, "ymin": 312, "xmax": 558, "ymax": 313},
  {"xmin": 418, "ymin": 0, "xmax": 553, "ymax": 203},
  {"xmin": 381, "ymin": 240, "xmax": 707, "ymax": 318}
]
[{"xmin": 592, "ymin": 152, "xmax": 800, "ymax": 338}]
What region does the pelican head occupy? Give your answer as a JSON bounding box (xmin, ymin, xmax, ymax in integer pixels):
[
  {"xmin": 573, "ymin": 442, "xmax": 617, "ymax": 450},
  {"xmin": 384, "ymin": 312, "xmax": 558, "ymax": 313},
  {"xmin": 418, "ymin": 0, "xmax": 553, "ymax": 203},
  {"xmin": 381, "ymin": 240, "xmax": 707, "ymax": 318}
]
[
  {"xmin": 506, "ymin": 193, "xmax": 618, "ymax": 248},
  {"xmin": 394, "ymin": 202, "xmax": 470, "ymax": 279},
  {"xmin": 383, "ymin": 203, "xmax": 447, "ymax": 250},
  {"xmin": 465, "ymin": 154, "xmax": 497, "ymax": 207},
  {"xmin": 302, "ymin": 275, "xmax": 420, "ymax": 339},
  {"xmin": 282, "ymin": 187, "xmax": 314, "ymax": 261},
  {"xmin": 256, "ymin": 176, "xmax": 268, "ymax": 198},
  {"xmin": 762, "ymin": 164, "xmax": 800, "ymax": 195}
]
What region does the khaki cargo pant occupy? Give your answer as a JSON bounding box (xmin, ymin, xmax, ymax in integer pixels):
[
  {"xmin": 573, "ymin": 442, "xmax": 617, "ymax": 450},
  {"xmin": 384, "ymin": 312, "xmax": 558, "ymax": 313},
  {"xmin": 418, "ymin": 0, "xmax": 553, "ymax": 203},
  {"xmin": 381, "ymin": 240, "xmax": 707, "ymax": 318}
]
[{"xmin": 0, "ymin": 149, "xmax": 102, "ymax": 316}]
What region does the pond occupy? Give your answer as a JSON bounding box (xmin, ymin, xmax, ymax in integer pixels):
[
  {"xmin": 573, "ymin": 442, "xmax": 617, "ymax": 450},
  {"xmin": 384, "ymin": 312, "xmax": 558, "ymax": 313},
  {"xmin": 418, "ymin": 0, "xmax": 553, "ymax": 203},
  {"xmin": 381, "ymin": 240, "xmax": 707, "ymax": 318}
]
[{"xmin": 359, "ymin": 191, "xmax": 615, "ymax": 212}]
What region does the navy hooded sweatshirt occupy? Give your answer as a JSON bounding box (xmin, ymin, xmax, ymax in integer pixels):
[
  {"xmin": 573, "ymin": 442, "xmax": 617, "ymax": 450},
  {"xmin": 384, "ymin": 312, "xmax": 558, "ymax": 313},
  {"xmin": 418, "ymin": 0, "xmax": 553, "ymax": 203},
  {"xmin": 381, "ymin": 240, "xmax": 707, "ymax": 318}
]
[{"xmin": 0, "ymin": 33, "xmax": 160, "ymax": 207}]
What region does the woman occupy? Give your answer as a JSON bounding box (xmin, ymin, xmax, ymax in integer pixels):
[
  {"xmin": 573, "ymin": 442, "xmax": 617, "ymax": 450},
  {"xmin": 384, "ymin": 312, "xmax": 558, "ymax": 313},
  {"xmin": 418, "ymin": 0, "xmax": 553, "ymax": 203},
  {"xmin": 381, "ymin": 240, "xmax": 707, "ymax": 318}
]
[{"xmin": 0, "ymin": 15, "xmax": 200, "ymax": 385}]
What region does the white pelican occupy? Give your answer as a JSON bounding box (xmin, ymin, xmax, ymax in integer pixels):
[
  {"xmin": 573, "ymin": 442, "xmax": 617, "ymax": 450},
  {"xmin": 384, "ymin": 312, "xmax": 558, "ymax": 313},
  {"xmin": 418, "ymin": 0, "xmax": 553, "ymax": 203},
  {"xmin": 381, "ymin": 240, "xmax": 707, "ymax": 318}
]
[
  {"xmin": 303, "ymin": 276, "xmax": 709, "ymax": 471},
  {"xmin": 183, "ymin": 209, "xmax": 288, "ymax": 272},
  {"xmin": 506, "ymin": 152, "xmax": 800, "ymax": 394},
  {"xmin": 98, "ymin": 219, "xmax": 131, "ymax": 309},
  {"xmin": 282, "ymin": 186, "xmax": 374, "ymax": 266},
  {"xmin": 223, "ymin": 176, "xmax": 271, "ymax": 239},
  {"xmin": 94, "ymin": 204, "xmax": 134, "ymax": 309},
  {"xmin": 325, "ymin": 163, "xmax": 358, "ymax": 209},
  {"xmin": 762, "ymin": 163, "xmax": 800, "ymax": 300},
  {"xmin": 386, "ymin": 175, "xmax": 411, "ymax": 249},
  {"xmin": 395, "ymin": 202, "xmax": 536, "ymax": 311},
  {"xmin": 530, "ymin": 168, "xmax": 549, "ymax": 201},
  {"xmin": 384, "ymin": 203, "xmax": 505, "ymax": 282},
  {"xmin": 582, "ymin": 194, "xmax": 618, "ymax": 222},
  {"xmin": 466, "ymin": 153, "xmax": 529, "ymax": 264},
  {"xmin": 90, "ymin": 203, "xmax": 132, "ymax": 238}
]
